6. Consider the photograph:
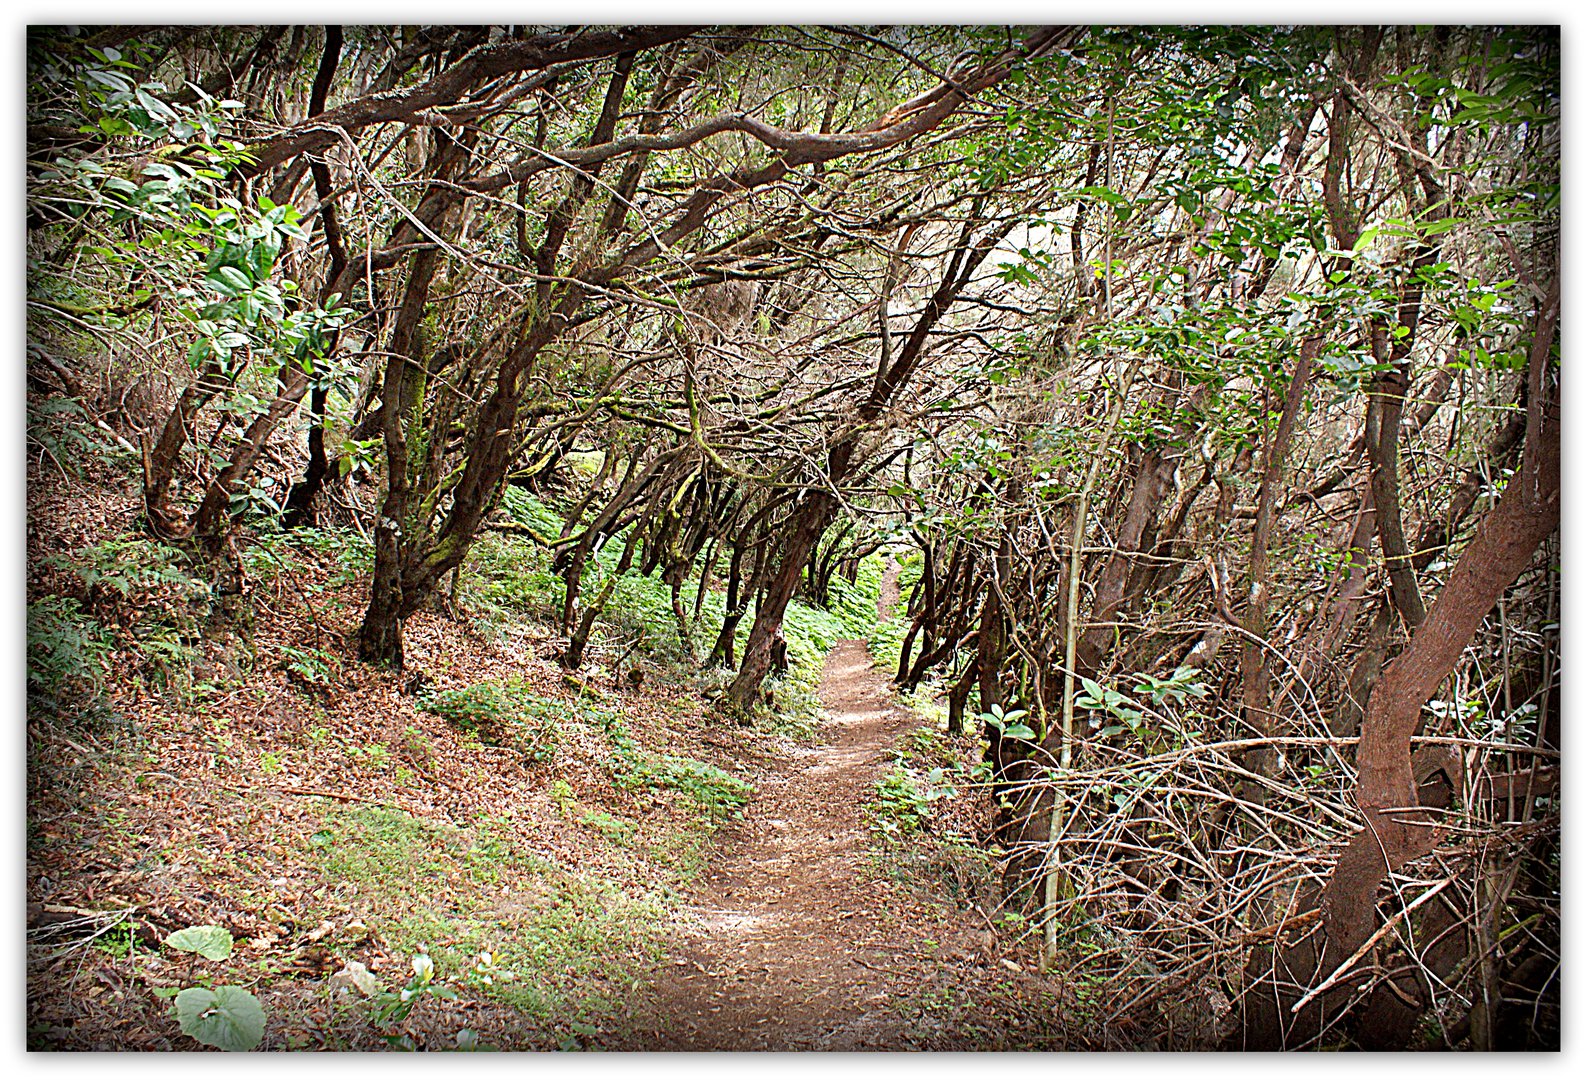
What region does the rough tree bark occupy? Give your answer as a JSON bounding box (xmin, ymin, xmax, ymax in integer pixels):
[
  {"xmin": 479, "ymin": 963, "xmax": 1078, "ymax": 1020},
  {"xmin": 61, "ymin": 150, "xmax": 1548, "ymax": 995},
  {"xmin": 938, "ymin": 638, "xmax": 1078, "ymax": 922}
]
[{"xmin": 1255, "ymin": 279, "xmax": 1559, "ymax": 1049}]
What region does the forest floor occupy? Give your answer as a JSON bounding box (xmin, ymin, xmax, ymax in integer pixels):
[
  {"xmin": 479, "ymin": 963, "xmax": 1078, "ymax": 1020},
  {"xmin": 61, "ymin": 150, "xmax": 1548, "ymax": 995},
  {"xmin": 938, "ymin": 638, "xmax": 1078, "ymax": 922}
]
[
  {"xmin": 26, "ymin": 458, "xmax": 1076, "ymax": 1051},
  {"xmin": 609, "ymin": 566, "xmax": 1071, "ymax": 1050}
]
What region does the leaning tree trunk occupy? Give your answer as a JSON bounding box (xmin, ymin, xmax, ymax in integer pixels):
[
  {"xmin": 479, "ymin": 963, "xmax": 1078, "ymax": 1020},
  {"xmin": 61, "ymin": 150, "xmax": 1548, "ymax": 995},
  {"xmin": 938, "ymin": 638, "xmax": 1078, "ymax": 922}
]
[
  {"xmin": 722, "ymin": 490, "xmax": 835, "ymax": 715},
  {"xmin": 1252, "ymin": 282, "xmax": 1559, "ymax": 1049}
]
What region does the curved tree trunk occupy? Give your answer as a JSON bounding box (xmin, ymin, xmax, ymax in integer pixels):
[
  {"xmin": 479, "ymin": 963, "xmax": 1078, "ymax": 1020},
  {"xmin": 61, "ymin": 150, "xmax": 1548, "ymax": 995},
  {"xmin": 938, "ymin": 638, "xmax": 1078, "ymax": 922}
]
[{"xmin": 1251, "ymin": 281, "xmax": 1559, "ymax": 1049}]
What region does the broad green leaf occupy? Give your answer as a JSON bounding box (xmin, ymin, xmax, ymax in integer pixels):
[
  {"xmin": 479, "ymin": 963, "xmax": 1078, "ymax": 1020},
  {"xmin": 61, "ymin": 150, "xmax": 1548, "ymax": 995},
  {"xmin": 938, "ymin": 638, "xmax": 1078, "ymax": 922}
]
[
  {"xmin": 205, "ymin": 265, "xmax": 251, "ymax": 297},
  {"xmin": 251, "ymin": 234, "xmax": 282, "ymax": 281},
  {"xmin": 174, "ymin": 985, "xmax": 264, "ymax": 1051},
  {"xmin": 164, "ymin": 924, "xmax": 234, "ymax": 961},
  {"xmin": 135, "ymin": 87, "xmax": 177, "ymax": 124}
]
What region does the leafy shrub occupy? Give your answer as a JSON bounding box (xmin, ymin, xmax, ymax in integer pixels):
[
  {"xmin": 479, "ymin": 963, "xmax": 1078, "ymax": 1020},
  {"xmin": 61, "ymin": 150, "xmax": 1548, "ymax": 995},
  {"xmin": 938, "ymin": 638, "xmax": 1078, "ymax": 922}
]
[
  {"xmin": 823, "ymin": 552, "xmax": 887, "ymax": 637},
  {"xmin": 371, "ymin": 952, "xmax": 457, "ymax": 1030},
  {"xmin": 419, "ymin": 682, "xmax": 512, "ymax": 736},
  {"xmin": 40, "ymin": 535, "xmax": 209, "ymax": 695},
  {"xmin": 327, "ymin": 530, "xmax": 374, "ymax": 588},
  {"xmin": 577, "ymin": 808, "xmax": 637, "ymax": 844},
  {"xmin": 451, "ymin": 489, "xmax": 567, "ymax": 636},
  {"xmin": 869, "ymin": 762, "xmax": 957, "ymax": 836},
  {"xmin": 457, "ymin": 532, "xmax": 562, "ymax": 629},
  {"xmin": 131, "ymin": 623, "xmax": 199, "ymax": 693}
]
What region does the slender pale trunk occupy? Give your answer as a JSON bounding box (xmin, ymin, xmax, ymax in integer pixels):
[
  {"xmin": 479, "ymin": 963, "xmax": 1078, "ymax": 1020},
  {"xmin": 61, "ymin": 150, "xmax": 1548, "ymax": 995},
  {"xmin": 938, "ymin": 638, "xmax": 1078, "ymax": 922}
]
[{"xmin": 1042, "ymin": 359, "xmax": 1137, "ymax": 967}]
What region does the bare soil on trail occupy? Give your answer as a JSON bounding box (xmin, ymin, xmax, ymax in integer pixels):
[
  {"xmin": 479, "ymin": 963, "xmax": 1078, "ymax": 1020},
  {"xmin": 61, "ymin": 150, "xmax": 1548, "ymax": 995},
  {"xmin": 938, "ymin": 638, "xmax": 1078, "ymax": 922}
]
[{"xmin": 609, "ymin": 563, "xmax": 1067, "ymax": 1051}]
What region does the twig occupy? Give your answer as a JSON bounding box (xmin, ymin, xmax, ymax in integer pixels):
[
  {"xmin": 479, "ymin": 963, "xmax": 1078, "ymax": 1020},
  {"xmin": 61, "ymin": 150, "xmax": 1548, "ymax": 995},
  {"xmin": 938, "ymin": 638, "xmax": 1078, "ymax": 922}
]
[
  {"xmin": 1290, "ymin": 878, "xmax": 1453, "ymax": 1013},
  {"xmin": 218, "ymin": 782, "xmax": 393, "ymax": 806}
]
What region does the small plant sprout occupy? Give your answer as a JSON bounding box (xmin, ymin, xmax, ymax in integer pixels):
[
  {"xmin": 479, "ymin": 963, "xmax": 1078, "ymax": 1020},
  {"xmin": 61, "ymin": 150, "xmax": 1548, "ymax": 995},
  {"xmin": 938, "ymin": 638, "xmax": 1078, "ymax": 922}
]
[
  {"xmin": 979, "ymin": 702, "xmax": 1036, "ymax": 741},
  {"xmin": 371, "ymin": 951, "xmax": 457, "ymax": 1026}
]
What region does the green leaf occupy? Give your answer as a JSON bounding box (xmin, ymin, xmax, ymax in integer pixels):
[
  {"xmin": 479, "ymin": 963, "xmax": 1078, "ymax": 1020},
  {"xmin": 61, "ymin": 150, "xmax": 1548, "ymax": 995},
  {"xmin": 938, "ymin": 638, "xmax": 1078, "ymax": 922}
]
[
  {"xmin": 135, "ymin": 86, "xmax": 178, "ymax": 124},
  {"xmin": 164, "ymin": 924, "xmax": 234, "ymax": 961},
  {"xmin": 174, "ymin": 985, "xmax": 265, "ymax": 1051},
  {"xmin": 206, "ymin": 265, "xmax": 252, "ymax": 297},
  {"xmin": 1003, "ymin": 722, "xmax": 1037, "ymax": 740},
  {"xmin": 250, "ymin": 234, "xmax": 281, "ymax": 281}
]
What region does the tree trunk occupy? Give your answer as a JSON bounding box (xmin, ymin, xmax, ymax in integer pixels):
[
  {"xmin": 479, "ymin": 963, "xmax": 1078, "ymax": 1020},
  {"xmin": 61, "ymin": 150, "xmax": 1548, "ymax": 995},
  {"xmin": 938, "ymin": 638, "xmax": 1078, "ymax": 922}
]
[
  {"xmin": 355, "ymin": 246, "xmax": 443, "ymax": 667},
  {"xmin": 1236, "ymin": 336, "xmax": 1317, "ymax": 783},
  {"xmin": 722, "ymin": 491, "xmax": 835, "ymax": 715},
  {"xmin": 281, "ymin": 27, "xmax": 346, "ymax": 528},
  {"xmin": 1267, "ymin": 283, "xmax": 1559, "ymax": 1047},
  {"xmin": 705, "ymin": 540, "xmax": 748, "ymax": 669}
]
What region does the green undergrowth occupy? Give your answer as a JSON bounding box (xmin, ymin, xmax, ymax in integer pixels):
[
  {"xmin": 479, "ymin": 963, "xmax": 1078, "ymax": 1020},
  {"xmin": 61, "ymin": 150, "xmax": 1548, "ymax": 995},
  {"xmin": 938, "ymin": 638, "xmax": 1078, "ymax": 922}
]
[
  {"xmin": 461, "ymin": 487, "xmax": 896, "ymax": 738},
  {"xmin": 32, "ymin": 533, "xmax": 213, "ymax": 713},
  {"xmin": 303, "ymin": 803, "xmax": 666, "ymax": 1031},
  {"xmin": 417, "ymin": 678, "xmax": 562, "ymax": 763},
  {"xmin": 29, "ymin": 523, "xmax": 377, "ymax": 733},
  {"xmin": 565, "ymin": 691, "xmax": 754, "ymax": 818},
  {"xmin": 865, "ymin": 721, "xmax": 997, "ymax": 911}
]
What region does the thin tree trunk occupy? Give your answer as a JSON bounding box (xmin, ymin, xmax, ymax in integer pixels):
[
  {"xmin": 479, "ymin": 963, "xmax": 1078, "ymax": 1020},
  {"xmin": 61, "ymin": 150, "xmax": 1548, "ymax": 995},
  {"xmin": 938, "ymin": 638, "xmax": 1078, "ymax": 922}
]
[
  {"xmin": 1237, "ymin": 336, "xmax": 1318, "ymax": 781},
  {"xmin": 356, "ymin": 247, "xmax": 443, "ymax": 666}
]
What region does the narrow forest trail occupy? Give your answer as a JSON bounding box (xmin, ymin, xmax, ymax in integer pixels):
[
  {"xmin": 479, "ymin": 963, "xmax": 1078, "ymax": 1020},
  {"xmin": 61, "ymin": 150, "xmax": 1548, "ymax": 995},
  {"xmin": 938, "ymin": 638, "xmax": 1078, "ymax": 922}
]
[{"xmin": 608, "ymin": 563, "xmax": 1038, "ymax": 1050}]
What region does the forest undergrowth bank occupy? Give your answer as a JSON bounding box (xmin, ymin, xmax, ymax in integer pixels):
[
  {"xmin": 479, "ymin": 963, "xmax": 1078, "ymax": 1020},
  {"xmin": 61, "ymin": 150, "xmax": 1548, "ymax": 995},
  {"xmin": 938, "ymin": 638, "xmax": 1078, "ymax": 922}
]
[{"xmin": 25, "ymin": 452, "xmax": 1078, "ymax": 1050}]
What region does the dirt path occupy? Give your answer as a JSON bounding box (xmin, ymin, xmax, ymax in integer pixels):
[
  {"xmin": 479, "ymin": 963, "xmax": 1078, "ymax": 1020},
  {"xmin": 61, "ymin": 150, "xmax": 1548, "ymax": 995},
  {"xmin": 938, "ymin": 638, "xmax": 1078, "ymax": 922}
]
[{"xmin": 611, "ymin": 561, "xmax": 1000, "ymax": 1050}]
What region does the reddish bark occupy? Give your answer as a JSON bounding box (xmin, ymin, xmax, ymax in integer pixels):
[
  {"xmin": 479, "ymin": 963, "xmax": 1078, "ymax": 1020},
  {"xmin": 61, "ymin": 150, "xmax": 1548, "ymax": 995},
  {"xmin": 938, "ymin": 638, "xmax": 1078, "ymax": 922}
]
[
  {"xmin": 1237, "ymin": 337, "xmax": 1318, "ymax": 778},
  {"xmin": 1315, "ymin": 283, "xmax": 1558, "ymax": 1009}
]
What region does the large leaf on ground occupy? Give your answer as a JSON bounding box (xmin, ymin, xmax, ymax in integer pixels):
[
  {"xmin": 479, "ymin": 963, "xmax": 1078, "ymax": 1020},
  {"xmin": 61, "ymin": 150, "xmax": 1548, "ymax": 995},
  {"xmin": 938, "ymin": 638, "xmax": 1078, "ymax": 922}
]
[
  {"xmin": 174, "ymin": 985, "xmax": 265, "ymax": 1051},
  {"xmin": 164, "ymin": 924, "xmax": 234, "ymax": 961}
]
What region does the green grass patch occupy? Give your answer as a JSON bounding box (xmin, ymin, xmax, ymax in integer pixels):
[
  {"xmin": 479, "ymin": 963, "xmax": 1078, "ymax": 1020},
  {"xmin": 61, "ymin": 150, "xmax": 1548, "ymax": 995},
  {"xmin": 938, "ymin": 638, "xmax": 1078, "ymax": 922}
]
[
  {"xmin": 304, "ymin": 803, "xmax": 667, "ymax": 1030},
  {"xmin": 417, "ymin": 679, "xmax": 562, "ymax": 762}
]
